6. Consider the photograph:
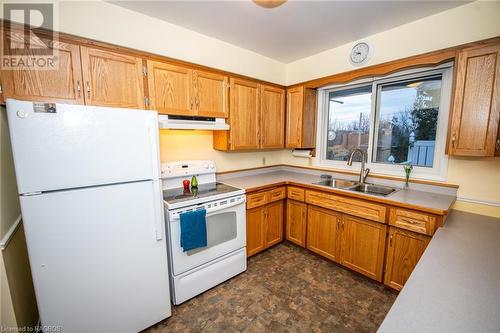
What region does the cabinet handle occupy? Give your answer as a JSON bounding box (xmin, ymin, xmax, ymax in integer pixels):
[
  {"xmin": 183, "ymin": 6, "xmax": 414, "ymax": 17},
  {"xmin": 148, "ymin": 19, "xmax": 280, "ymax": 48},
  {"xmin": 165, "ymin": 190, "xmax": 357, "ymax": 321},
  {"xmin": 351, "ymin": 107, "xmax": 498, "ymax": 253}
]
[
  {"xmin": 496, "ymin": 139, "xmax": 500, "ymax": 151},
  {"xmin": 85, "ymin": 81, "xmax": 91, "ymax": 98},
  {"xmin": 342, "ymin": 221, "xmax": 345, "ymax": 230},
  {"xmin": 389, "ymin": 234, "xmax": 393, "ymax": 246},
  {"xmin": 190, "ymin": 97, "xmax": 193, "ymax": 110},
  {"xmin": 76, "ymin": 81, "xmax": 81, "ymax": 97},
  {"xmin": 451, "ymin": 134, "xmax": 456, "ymax": 148}
]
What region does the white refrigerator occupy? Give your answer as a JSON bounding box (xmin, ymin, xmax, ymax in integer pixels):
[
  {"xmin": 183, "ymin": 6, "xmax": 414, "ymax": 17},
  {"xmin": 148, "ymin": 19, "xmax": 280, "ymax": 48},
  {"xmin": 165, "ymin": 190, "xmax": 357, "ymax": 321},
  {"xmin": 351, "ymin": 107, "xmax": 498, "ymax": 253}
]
[{"xmin": 6, "ymin": 99, "xmax": 171, "ymax": 332}]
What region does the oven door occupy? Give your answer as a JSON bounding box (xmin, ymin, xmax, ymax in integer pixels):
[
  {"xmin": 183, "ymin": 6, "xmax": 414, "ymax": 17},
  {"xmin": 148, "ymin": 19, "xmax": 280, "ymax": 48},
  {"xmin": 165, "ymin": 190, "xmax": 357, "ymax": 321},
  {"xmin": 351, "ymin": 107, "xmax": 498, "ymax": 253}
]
[{"xmin": 166, "ymin": 195, "xmax": 246, "ymax": 276}]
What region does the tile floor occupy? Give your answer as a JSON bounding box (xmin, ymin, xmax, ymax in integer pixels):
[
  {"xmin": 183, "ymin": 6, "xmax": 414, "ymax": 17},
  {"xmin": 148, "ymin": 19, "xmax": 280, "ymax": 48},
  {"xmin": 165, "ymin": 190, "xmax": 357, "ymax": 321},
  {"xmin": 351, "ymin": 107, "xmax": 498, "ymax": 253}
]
[{"xmin": 145, "ymin": 242, "xmax": 398, "ymax": 333}]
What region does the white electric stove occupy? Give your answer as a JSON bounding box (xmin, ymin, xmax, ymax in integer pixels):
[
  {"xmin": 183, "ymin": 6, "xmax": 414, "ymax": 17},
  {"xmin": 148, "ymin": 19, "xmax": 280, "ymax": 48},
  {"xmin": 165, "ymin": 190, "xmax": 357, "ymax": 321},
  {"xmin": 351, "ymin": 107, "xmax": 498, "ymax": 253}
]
[{"xmin": 161, "ymin": 160, "xmax": 247, "ymax": 305}]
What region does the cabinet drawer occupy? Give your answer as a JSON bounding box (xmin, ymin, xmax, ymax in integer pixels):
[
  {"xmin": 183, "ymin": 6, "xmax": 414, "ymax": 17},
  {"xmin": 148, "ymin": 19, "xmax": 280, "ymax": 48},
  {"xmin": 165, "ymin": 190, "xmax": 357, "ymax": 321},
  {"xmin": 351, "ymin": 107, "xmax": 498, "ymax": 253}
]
[
  {"xmin": 246, "ymin": 192, "xmax": 268, "ymax": 209},
  {"xmin": 267, "ymin": 187, "xmax": 285, "ymax": 203},
  {"xmin": 305, "ymin": 190, "xmax": 386, "ymax": 223},
  {"xmin": 389, "ymin": 208, "xmax": 437, "ymax": 236},
  {"xmin": 287, "ymin": 186, "xmax": 305, "ymax": 202}
]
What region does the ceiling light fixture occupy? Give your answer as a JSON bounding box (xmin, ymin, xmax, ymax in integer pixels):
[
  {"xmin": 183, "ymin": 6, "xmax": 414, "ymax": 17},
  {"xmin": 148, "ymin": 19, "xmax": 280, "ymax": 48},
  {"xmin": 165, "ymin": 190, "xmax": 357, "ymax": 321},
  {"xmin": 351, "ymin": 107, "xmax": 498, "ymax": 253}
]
[{"xmin": 252, "ymin": 0, "xmax": 287, "ymax": 9}]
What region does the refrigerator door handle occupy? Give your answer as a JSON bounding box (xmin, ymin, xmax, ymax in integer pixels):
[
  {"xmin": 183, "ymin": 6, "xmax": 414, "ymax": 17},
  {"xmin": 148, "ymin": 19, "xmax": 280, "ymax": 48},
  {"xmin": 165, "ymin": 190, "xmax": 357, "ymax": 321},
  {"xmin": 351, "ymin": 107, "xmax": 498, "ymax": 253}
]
[
  {"xmin": 153, "ymin": 182, "xmax": 164, "ymax": 241},
  {"xmin": 148, "ymin": 117, "xmax": 161, "ymax": 180}
]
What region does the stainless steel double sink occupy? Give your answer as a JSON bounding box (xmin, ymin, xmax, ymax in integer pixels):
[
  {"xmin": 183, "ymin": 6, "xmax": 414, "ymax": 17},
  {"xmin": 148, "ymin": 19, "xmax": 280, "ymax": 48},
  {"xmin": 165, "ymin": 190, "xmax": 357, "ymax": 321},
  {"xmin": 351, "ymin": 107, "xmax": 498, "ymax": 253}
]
[{"xmin": 313, "ymin": 178, "xmax": 399, "ymax": 197}]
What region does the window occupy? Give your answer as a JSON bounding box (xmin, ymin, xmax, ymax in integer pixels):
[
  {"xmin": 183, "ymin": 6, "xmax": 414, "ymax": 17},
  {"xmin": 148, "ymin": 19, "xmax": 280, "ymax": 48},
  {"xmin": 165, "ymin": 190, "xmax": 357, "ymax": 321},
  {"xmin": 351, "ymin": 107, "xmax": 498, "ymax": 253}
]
[
  {"xmin": 316, "ymin": 65, "xmax": 453, "ymax": 180},
  {"xmin": 326, "ymin": 85, "xmax": 372, "ymax": 162}
]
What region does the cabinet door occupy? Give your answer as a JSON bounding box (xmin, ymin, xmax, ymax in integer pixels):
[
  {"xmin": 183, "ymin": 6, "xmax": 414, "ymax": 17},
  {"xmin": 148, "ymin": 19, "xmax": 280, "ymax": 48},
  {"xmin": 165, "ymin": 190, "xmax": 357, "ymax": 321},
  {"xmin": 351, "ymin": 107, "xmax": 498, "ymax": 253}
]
[
  {"xmin": 449, "ymin": 43, "xmax": 500, "ymax": 156},
  {"xmin": 307, "ymin": 205, "xmax": 342, "ymax": 263},
  {"xmin": 260, "ymin": 85, "xmax": 285, "ymax": 148},
  {"xmin": 146, "ymin": 60, "xmax": 193, "ymax": 116},
  {"xmin": 229, "ymin": 78, "xmax": 260, "ymax": 150},
  {"xmin": 266, "ymin": 200, "xmax": 284, "ymax": 247},
  {"xmin": 246, "ymin": 206, "xmax": 266, "ymax": 257},
  {"xmin": 384, "ymin": 227, "xmax": 430, "ymax": 291},
  {"xmin": 194, "ymin": 70, "xmax": 228, "ymax": 118},
  {"xmin": 285, "ymin": 86, "xmax": 304, "ymax": 148},
  {"xmin": 286, "ymin": 199, "xmax": 307, "ymax": 247},
  {"xmin": 340, "ymin": 215, "xmax": 386, "ymax": 281},
  {"xmin": 81, "ymin": 47, "xmax": 145, "ymax": 108},
  {"xmin": 1, "ymin": 29, "xmax": 84, "ymax": 104}
]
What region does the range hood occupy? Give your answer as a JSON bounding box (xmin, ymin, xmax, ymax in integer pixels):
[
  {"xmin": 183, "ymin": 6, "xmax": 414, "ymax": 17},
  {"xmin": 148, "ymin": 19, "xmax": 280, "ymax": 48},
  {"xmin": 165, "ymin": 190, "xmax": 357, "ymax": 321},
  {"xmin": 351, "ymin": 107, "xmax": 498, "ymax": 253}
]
[{"xmin": 158, "ymin": 115, "xmax": 229, "ymax": 130}]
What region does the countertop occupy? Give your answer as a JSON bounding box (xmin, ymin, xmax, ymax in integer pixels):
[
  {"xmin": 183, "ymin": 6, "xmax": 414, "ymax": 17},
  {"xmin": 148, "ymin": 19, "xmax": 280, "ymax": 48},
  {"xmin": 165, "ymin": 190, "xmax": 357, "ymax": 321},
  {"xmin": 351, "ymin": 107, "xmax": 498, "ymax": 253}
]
[
  {"xmin": 378, "ymin": 210, "xmax": 500, "ymax": 332},
  {"xmin": 220, "ymin": 170, "xmax": 456, "ymax": 215}
]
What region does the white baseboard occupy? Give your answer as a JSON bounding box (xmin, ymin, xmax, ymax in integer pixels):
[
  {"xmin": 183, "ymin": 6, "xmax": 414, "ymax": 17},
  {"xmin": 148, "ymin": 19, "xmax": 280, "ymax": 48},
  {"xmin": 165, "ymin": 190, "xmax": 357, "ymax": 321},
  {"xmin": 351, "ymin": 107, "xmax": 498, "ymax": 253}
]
[
  {"xmin": 456, "ymin": 197, "xmax": 500, "ymax": 208},
  {"xmin": 0, "ymin": 215, "xmax": 22, "ymax": 251}
]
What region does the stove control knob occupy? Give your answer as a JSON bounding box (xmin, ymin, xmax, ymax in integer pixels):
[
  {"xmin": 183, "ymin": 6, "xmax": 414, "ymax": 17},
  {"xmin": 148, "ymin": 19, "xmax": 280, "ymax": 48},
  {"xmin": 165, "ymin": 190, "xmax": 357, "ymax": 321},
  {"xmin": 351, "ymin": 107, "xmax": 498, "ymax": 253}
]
[
  {"xmin": 209, "ymin": 163, "xmax": 215, "ymax": 169},
  {"xmin": 203, "ymin": 164, "xmax": 209, "ymax": 169}
]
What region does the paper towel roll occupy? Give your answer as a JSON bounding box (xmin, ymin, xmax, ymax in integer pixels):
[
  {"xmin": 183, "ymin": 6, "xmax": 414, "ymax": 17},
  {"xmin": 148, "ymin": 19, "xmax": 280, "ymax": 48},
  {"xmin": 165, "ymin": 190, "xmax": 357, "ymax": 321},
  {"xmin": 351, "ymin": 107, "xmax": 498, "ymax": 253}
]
[{"xmin": 292, "ymin": 149, "xmax": 312, "ymax": 158}]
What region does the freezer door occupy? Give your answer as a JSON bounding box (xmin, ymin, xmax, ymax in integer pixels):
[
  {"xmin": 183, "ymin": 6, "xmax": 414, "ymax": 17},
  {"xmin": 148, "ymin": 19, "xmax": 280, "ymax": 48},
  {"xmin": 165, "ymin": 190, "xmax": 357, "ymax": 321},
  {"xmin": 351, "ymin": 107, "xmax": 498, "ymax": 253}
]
[
  {"xmin": 6, "ymin": 99, "xmax": 160, "ymax": 194},
  {"xmin": 20, "ymin": 181, "xmax": 170, "ymax": 333}
]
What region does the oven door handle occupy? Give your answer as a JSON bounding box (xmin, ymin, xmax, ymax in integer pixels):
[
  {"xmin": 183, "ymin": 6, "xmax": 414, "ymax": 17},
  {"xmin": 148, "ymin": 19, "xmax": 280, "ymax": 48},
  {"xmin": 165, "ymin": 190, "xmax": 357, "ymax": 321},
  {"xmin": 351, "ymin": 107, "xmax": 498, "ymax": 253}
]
[{"xmin": 170, "ymin": 197, "xmax": 245, "ymax": 221}]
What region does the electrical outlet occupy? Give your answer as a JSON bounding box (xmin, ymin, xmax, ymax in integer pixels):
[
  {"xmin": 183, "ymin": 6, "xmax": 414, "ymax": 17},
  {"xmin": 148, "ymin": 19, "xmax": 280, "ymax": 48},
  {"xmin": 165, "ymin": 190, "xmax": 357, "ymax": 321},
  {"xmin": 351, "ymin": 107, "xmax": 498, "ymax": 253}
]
[{"xmin": 262, "ymin": 157, "xmax": 266, "ymax": 165}]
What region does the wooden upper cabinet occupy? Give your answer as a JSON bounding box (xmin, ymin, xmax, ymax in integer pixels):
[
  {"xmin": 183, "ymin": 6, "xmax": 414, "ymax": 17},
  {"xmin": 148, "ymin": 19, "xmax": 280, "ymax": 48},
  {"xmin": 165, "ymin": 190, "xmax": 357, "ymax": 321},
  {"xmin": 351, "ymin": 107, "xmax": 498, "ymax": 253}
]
[
  {"xmin": 80, "ymin": 47, "xmax": 145, "ymax": 109},
  {"xmin": 193, "ymin": 70, "xmax": 228, "ymax": 118},
  {"xmin": 147, "ymin": 61, "xmax": 193, "ymax": 115},
  {"xmin": 307, "ymin": 205, "xmax": 342, "ymax": 263},
  {"xmin": 286, "ymin": 86, "xmax": 317, "ymax": 149},
  {"xmin": 384, "ymin": 227, "xmax": 430, "ymax": 291},
  {"xmin": 228, "ymin": 78, "xmax": 260, "ymax": 150},
  {"xmin": 260, "ymin": 85, "xmax": 285, "ymax": 148},
  {"xmin": 214, "ymin": 80, "xmax": 286, "ymax": 151},
  {"xmin": 448, "ymin": 43, "xmax": 500, "ymax": 156},
  {"xmin": 1, "ymin": 29, "xmax": 84, "ymax": 104},
  {"xmin": 286, "ymin": 199, "xmax": 307, "ymax": 247},
  {"xmin": 340, "ymin": 215, "xmax": 386, "ymax": 282}
]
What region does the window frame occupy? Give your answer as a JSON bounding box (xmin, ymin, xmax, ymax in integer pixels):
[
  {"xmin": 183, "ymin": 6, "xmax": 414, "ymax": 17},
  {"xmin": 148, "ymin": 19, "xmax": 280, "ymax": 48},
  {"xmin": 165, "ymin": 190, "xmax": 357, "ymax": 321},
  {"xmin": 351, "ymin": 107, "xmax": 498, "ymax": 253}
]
[{"xmin": 315, "ymin": 63, "xmax": 453, "ymax": 181}]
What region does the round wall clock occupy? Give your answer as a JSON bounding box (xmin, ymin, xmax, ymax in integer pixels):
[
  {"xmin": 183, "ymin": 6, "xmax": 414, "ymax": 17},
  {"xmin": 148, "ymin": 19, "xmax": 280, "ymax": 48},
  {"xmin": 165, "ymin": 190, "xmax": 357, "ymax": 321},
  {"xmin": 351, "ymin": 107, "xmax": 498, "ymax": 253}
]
[{"xmin": 349, "ymin": 42, "xmax": 373, "ymax": 66}]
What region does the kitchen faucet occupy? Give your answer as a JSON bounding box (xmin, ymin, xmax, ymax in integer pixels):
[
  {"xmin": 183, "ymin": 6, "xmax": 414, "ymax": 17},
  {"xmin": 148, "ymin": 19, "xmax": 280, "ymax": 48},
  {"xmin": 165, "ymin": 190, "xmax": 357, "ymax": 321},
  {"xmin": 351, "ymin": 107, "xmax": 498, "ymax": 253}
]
[{"xmin": 347, "ymin": 149, "xmax": 370, "ymax": 185}]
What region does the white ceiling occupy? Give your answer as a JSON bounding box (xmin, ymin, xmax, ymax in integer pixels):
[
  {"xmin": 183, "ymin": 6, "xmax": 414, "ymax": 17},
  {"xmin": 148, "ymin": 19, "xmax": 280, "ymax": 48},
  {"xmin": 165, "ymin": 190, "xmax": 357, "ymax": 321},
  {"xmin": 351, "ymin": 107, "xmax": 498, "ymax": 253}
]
[{"xmin": 111, "ymin": 0, "xmax": 469, "ymax": 63}]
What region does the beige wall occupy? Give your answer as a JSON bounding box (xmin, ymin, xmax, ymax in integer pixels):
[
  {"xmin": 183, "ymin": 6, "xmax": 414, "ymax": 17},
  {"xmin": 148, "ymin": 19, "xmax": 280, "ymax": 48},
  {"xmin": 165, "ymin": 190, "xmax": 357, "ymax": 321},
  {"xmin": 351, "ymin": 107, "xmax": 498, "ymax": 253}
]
[
  {"xmin": 0, "ymin": 109, "xmax": 38, "ymax": 328},
  {"xmin": 285, "ymin": 1, "xmax": 500, "ymax": 84},
  {"xmin": 0, "ymin": 109, "xmax": 20, "ymax": 237},
  {"xmin": 2, "ymin": 228, "xmax": 38, "ymax": 328},
  {"xmin": 0, "ymin": 254, "xmax": 16, "ymax": 329},
  {"xmin": 159, "ymin": 130, "xmax": 284, "ymax": 172},
  {"xmin": 0, "ymin": 108, "xmax": 19, "ymax": 328}
]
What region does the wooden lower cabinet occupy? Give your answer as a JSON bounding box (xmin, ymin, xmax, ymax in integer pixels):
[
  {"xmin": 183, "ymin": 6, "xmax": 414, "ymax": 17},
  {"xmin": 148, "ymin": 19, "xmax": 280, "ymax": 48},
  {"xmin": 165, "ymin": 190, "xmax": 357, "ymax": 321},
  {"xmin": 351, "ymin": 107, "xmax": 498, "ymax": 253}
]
[
  {"xmin": 246, "ymin": 199, "xmax": 284, "ymax": 257},
  {"xmin": 384, "ymin": 227, "xmax": 431, "ymax": 290},
  {"xmin": 246, "ymin": 206, "xmax": 267, "ymax": 257},
  {"xmin": 286, "ymin": 199, "xmax": 307, "ymax": 247},
  {"xmin": 307, "ymin": 205, "xmax": 342, "ymax": 262},
  {"xmin": 266, "ymin": 200, "xmax": 284, "ymax": 247},
  {"xmin": 340, "ymin": 215, "xmax": 387, "ymax": 282}
]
